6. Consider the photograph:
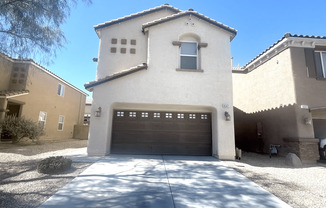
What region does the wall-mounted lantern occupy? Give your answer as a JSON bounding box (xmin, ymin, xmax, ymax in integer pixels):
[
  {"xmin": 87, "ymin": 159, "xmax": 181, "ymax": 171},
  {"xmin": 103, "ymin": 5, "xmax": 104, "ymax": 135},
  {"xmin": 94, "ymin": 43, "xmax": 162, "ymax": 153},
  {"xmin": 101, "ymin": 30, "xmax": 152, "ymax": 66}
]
[
  {"xmin": 95, "ymin": 107, "xmax": 102, "ymax": 117},
  {"xmin": 225, "ymin": 111, "xmax": 231, "ymax": 121}
]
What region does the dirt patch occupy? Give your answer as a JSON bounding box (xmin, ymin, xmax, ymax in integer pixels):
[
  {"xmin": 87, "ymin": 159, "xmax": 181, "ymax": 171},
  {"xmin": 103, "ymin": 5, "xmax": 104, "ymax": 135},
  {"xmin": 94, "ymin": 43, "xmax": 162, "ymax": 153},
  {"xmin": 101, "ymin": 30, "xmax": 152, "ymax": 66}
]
[
  {"xmin": 223, "ymin": 152, "xmax": 326, "ymax": 208},
  {"xmin": 0, "ymin": 139, "xmax": 93, "ymax": 208}
]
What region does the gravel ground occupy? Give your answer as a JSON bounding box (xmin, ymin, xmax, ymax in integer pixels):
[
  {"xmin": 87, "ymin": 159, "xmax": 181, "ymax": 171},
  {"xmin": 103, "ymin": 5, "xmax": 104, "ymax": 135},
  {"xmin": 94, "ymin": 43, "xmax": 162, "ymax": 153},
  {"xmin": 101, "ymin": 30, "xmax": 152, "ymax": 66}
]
[
  {"xmin": 0, "ymin": 139, "xmax": 95, "ymax": 208},
  {"xmin": 1, "ymin": 139, "xmax": 326, "ymax": 208},
  {"xmin": 223, "ymin": 152, "xmax": 326, "ymax": 208}
]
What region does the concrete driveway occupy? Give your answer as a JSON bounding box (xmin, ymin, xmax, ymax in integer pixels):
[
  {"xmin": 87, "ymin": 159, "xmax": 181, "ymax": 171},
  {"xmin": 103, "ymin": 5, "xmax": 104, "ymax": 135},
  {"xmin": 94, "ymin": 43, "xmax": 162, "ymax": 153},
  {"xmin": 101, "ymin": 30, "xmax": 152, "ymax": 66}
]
[{"xmin": 39, "ymin": 155, "xmax": 291, "ymax": 208}]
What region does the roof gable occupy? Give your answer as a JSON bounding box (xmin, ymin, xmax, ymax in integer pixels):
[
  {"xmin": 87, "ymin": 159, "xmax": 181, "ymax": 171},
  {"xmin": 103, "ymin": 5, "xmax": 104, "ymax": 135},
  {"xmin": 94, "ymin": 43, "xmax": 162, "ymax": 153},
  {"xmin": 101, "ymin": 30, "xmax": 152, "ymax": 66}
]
[
  {"xmin": 94, "ymin": 4, "xmax": 181, "ymax": 31},
  {"xmin": 142, "ymin": 10, "xmax": 237, "ymax": 40}
]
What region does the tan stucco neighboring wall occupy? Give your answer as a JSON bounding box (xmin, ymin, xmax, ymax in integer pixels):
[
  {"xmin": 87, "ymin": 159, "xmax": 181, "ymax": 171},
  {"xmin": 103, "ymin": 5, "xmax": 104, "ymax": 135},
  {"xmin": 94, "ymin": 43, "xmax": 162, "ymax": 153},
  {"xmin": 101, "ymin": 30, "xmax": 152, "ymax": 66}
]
[
  {"xmin": 233, "ymin": 48, "xmax": 296, "ymax": 114},
  {"xmin": 0, "ymin": 55, "xmax": 13, "ymax": 91},
  {"xmin": 9, "ymin": 63, "xmax": 86, "ymax": 140},
  {"xmin": 291, "ymin": 47, "xmax": 326, "ymax": 109}
]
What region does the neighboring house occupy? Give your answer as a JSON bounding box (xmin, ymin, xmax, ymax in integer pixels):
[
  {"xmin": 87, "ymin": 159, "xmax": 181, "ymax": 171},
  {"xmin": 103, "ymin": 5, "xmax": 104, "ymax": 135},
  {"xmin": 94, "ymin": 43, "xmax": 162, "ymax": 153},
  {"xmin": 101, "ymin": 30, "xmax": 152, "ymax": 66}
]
[
  {"xmin": 233, "ymin": 33, "xmax": 326, "ymax": 163},
  {"xmin": 85, "ymin": 4, "xmax": 237, "ymax": 159},
  {"xmin": 84, "ymin": 98, "xmax": 92, "ymax": 125},
  {"xmin": 0, "ymin": 52, "xmax": 88, "ymax": 141}
]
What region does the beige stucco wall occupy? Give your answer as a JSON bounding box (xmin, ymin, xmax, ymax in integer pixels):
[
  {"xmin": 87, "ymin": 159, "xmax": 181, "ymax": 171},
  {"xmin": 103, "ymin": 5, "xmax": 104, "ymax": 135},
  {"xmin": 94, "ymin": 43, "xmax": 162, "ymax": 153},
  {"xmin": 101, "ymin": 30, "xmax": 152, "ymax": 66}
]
[
  {"xmin": 233, "ymin": 48, "xmax": 296, "ymax": 113},
  {"xmin": 89, "ymin": 14, "xmax": 236, "ymax": 159},
  {"xmin": 291, "ymin": 47, "xmax": 326, "ymax": 109},
  {"xmin": 0, "ymin": 55, "xmax": 13, "ymax": 91},
  {"xmin": 233, "ymin": 47, "xmax": 318, "ymax": 154},
  {"xmin": 9, "ymin": 63, "xmax": 86, "ymax": 140},
  {"xmin": 96, "ymin": 9, "xmax": 177, "ymax": 79}
]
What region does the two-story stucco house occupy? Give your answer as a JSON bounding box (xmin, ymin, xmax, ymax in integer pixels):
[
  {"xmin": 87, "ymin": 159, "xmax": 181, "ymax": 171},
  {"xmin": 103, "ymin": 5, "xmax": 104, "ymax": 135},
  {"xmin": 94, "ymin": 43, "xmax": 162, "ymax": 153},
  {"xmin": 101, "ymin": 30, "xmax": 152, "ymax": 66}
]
[
  {"xmin": 0, "ymin": 52, "xmax": 87, "ymax": 141},
  {"xmin": 233, "ymin": 33, "xmax": 326, "ymax": 163},
  {"xmin": 85, "ymin": 4, "xmax": 237, "ymax": 159}
]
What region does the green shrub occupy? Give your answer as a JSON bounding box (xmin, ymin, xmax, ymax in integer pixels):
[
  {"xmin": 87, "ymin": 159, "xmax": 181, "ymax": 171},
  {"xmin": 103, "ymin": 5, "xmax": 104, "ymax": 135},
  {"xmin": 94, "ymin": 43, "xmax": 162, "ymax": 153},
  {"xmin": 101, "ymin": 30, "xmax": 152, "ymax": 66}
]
[
  {"xmin": 0, "ymin": 116, "xmax": 44, "ymax": 143},
  {"xmin": 37, "ymin": 156, "xmax": 72, "ymax": 174}
]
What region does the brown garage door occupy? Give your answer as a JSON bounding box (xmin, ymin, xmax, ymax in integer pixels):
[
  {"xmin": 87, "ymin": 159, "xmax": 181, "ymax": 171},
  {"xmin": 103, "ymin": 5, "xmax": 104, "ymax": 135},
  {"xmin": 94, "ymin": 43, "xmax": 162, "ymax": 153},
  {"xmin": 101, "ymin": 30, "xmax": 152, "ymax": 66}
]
[{"xmin": 111, "ymin": 110, "xmax": 212, "ymax": 155}]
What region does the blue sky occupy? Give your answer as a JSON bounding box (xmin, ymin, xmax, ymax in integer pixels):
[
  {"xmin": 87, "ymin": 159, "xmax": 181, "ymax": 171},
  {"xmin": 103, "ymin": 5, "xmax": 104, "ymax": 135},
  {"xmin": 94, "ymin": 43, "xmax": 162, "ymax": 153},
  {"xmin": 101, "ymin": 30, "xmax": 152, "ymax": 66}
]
[{"xmin": 44, "ymin": 0, "xmax": 326, "ymax": 96}]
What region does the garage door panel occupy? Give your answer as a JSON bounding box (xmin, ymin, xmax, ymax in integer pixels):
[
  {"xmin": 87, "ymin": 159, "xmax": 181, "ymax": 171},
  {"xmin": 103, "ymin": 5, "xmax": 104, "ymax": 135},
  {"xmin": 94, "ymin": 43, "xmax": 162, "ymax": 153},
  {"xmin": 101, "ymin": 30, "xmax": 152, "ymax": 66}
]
[{"xmin": 111, "ymin": 110, "xmax": 212, "ymax": 155}]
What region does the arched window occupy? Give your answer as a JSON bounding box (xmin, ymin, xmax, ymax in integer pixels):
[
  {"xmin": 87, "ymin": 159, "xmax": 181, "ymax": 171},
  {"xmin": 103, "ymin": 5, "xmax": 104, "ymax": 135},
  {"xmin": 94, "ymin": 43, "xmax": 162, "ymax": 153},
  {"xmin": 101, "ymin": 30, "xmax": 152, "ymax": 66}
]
[{"xmin": 173, "ymin": 33, "xmax": 207, "ymax": 71}]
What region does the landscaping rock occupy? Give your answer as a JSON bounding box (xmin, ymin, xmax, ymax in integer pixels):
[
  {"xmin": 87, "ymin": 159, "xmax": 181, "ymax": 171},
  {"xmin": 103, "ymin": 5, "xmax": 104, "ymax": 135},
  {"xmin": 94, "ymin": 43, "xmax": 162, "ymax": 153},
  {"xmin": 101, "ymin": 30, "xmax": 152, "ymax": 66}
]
[{"xmin": 285, "ymin": 153, "xmax": 302, "ymax": 168}]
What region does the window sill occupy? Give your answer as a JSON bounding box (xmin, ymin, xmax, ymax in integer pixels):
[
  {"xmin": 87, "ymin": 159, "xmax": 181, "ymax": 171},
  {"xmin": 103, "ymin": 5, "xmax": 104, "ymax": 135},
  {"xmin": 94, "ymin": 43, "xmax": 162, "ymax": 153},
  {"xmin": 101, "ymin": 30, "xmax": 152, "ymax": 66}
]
[{"xmin": 176, "ymin": 68, "xmax": 204, "ymax": 72}]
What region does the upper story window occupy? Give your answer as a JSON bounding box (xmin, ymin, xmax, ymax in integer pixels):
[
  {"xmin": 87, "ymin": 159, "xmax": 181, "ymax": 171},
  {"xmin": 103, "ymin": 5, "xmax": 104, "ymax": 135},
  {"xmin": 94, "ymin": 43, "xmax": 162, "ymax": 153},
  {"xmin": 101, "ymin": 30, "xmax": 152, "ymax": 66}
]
[
  {"xmin": 57, "ymin": 83, "xmax": 65, "ymax": 97},
  {"xmin": 180, "ymin": 42, "xmax": 198, "ymax": 69},
  {"xmin": 314, "ymin": 51, "xmax": 326, "ymax": 78}
]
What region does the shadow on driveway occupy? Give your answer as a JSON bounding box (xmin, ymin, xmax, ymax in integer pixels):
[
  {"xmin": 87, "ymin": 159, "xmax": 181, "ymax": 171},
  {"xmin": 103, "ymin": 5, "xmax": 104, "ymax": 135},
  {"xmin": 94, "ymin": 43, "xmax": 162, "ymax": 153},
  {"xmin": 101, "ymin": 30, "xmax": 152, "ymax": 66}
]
[{"xmin": 39, "ymin": 155, "xmax": 291, "ymax": 208}]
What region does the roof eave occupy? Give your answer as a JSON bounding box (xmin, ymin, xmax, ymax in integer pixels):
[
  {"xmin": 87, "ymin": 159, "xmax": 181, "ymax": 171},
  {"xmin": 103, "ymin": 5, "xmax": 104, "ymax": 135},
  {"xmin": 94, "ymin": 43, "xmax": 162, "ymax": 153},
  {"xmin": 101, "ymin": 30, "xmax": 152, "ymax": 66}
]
[
  {"xmin": 142, "ymin": 11, "xmax": 237, "ymax": 38},
  {"xmin": 94, "ymin": 5, "xmax": 181, "ymax": 31},
  {"xmin": 84, "ymin": 64, "xmax": 148, "ymax": 91}
]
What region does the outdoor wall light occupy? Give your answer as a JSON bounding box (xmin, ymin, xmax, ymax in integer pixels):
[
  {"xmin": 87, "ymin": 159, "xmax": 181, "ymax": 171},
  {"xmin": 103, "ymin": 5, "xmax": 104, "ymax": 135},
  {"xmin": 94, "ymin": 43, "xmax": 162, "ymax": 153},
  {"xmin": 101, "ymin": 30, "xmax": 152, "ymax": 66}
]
[
  {"xmin": 95, "ymin": 107, "xmax": 102, "ymax": 117},
  {"xmin": 225, "ymin": 111, "xmax": 231, "ymax": 121},
  {"xmin": 304, "ymin": 117, "xmax": 312, "ymax": 125}
]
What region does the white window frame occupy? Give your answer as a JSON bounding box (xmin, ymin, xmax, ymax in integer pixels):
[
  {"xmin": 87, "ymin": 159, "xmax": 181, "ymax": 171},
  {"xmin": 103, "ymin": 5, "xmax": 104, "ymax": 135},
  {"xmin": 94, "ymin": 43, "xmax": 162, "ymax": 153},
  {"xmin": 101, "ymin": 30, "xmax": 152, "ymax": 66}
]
[
  {"xmin": 58, "ymin": 115, "xmax": 64, "ymax": 131},
  {"xmin": 57, "ymin": 83, "xmax": 65, "ymax": 97},
  {"xmin": 180, "ymin": 41, "xmax": 198, "ymax": 70},
  {"xmin": 38, "ymin": 111, "xmax": 47, "ymax": 130},
  {"xmin": 314, "ymin": 51, "xmax": 326, "ymax": 78}
]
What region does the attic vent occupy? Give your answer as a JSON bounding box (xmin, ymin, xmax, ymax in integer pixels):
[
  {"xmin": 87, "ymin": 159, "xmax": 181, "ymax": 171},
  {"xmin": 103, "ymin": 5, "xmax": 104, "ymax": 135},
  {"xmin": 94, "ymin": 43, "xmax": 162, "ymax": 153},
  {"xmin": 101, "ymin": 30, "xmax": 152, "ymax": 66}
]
[{"xmin": 188, "ymin": 8, "xmax": 194, "ymax": 11}]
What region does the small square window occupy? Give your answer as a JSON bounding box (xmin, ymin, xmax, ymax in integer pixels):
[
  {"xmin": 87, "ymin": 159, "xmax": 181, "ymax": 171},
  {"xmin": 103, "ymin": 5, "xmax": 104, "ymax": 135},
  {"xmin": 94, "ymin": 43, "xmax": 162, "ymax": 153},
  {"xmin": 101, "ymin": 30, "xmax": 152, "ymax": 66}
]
[
  {"xmin": 141, "ymin": 112, "xmax": 149, "ymax": 118},
  {"xmin": 121, "ymin": 39, "xmax": 127, "ymax": 45},
  {"xmin": 165, "ymin": 113, "xmax": 172, "ymax": 119},
  {"xmin": 201, "ymin": 114, "xmax": 208, "ymax": 120},
  {"xmin": 177, "ymin": 113, "xmax": 184, "ymax": 119},
  {"xmin": 131, "ymin": 39, "xmax": 136, "ymax": 45},
  {"xmin": 154, "ymin": 113, "xmax": 160, "ymax": 118},
  {"xmin": 117, "ymin": 111, "xmax": 124, "ymax": 117},
  {"xmin": 189, "ymin": 114, "xmax": 196, "ymax": 119},
  {"xmin": 111, "ymin": 47, "xmax": 117, "ymax": 53},
  {"xmin": 129, "ymin": 112, "xmax": 136, "ymax": 117},
  {"xmin": 120, "ymin": 48, "xmax": 126, "ymax": 54},
  {"xmin": 111, "ymin": 38, "xmax": 117, "ymax": 44},
  {"xmin": 130, "ymin": 48, "xmax": 136, "ymax": 54}
]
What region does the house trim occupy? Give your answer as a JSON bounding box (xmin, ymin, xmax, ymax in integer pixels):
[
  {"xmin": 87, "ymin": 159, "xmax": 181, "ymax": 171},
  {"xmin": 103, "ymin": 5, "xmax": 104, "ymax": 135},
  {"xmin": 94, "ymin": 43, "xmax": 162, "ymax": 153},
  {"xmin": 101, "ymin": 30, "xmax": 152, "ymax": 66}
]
[
  {"xmin": 0, "ymin": 90, "xmax": 30, "ymax": 99},
  {"xmin": 243, "ymin": 33, "xmax": 326, "ymax": 72},
  {"xmin": 94, "ymin": 4, "xmax": 181, "ymax": 32},
  {"xmin": 0, "ymin": 52, "xmax": 88, "ymax": 96},
  {"xmin": 142, "ymin": 11, "xmax": 237, "ymax": 39},
  {"xmin": 84, "ymin": 63, "xmax": 148, "ymax": 91}
]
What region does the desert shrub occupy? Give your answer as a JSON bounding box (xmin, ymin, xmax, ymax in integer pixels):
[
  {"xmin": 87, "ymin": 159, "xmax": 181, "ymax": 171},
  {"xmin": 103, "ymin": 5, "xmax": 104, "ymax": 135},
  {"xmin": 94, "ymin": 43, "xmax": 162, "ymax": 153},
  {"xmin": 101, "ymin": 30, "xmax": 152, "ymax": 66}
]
[
  {"xmin": 37, "ymin": 156, "xmax": 72, "ymax": 174},
  {"xmin": 0, "ymin": 116, "xmax": 44, "ymax": 143}
]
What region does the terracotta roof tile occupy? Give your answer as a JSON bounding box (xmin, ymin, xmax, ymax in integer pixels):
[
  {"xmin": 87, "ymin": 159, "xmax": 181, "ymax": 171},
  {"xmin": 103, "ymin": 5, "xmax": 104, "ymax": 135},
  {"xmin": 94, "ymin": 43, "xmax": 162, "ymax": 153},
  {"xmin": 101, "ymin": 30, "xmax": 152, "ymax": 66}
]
[
  {"xmin": 0, "ymin": 90, "xmax": 29, "ymax": 98},
  {"xmin": 94, "ymin": 4, "xmax": 181, "ymax": 30},
  {"xmin": 244, "ymin": 33, "xmax": 326, "ymax": 69},
  {"xmin": 142, "ymin": 10, "xmax": 237, "ymax": 38}
]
